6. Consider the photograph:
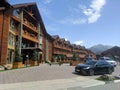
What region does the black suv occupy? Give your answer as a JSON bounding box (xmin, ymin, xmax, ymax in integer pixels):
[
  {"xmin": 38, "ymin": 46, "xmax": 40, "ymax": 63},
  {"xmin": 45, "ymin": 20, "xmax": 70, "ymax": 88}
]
[{"xmin": 75, "ymin": 60, "xmax": 114, "ymax": 76}]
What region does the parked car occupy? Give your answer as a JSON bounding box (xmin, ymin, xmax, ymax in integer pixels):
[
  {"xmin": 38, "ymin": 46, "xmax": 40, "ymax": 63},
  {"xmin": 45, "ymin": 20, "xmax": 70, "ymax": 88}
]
[
  {"xmin": 99, "ymin": 57, "xmax": 117, "ymax": 67},
  {"xmin": 84, "ymin": 56, "xmax": 94, "ymax": 63},
  {"xmin": 75, "ymin": 60, "xmax": 114, "ymax": 76}
]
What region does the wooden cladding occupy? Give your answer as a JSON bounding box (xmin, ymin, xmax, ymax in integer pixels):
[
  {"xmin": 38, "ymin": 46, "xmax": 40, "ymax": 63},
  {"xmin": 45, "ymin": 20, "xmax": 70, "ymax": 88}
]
[{"xmin": 0, "ymin": 11, "xmax": 10, "ymax": 64}]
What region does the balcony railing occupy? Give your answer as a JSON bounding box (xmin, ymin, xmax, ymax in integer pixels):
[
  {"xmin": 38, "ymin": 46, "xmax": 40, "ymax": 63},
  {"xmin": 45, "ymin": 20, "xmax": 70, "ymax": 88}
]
[
  {"xmin": 22, "ymin": 30, "xmax": 39, "ymax": 43},
  {"xmin": 23, "ymin": 18, "xmax": 38, "ymax": 33},
  {"xmin": 54, "ymin": 45, "xmax": 72, "ymax": 51}
]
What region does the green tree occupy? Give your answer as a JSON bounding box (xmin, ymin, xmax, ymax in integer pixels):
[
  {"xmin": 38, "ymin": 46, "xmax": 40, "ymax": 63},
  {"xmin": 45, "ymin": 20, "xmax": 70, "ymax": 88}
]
[
  {"xmin": 72, "ymin": 52, "xmax": 80, "ymax": 61},
  {"xmin": 14, "ymin": 49, "xmax": 23, "ymax": 62}
]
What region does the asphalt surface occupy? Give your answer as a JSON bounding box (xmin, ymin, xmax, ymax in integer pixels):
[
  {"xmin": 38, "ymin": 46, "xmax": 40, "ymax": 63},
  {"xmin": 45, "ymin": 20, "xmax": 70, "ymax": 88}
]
[
  {"xmin": 0, "ymin": 63, "xmax": 120, "ymax": 84},
  {"xmin": 68, "ymin": 82, "xmax": 120, "ymax": 90},
  {"xmin": 0, "ymin": 64, "xmax": 77, "ymax": 84},
  {"xmin": 0, "ymin": 63, "xmax": 120, "ymax": 90}
]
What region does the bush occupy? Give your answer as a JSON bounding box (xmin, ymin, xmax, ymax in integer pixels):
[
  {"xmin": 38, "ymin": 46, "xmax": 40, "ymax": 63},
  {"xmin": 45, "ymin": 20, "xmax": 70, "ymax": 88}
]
[
  {"xmin": 45, "ymin": 60, "xmax": 51, "ymax": 64},
  {"xmin": 31, "ymin": 50, "xmax": 38, "ymax": 61},
  {"xmin": 15, "ymin": 55, "xmax": 23, "ymax": 62},
  {"xmin": 14, "ymin": 49, "xmax": 23, "ymax": 62},
  {"xmin": 72, "ymin": 52, "xmax": 80, "ymax": 61},
  {"xmin": 96, "ymin": 74, "xmax": 115, "ymax": 81}
]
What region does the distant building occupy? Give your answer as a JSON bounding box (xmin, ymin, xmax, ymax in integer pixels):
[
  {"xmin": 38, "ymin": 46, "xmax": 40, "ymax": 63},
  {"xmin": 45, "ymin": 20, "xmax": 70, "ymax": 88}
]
[{"xmin": 52, "ymin": 35, "xmax": 96, "ymax": 63}]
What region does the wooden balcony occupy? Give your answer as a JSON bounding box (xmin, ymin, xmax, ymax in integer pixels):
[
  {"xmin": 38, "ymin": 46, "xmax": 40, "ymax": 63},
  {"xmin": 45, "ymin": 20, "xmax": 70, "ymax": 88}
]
[
  {"xmin": 11, "ymin": 16, "xmax": 21, "ymax": 23},
  {"xmin": 22, "ymin": 30, "xmax": 39, "ymax": 43},
  {"xmin": 54, "ymin": 45, "xmax": 72, "ymax": 51},
  {"xmin": 9, "ymin": 29, "xmax": 16, "ymax": 35},
  {"xmin": 23, "ymin": 18, "xmax": 38, "ymax": 33},
  {"xmin": 23, "ymin": 9, "xmax": 38, "ymax": 23}
]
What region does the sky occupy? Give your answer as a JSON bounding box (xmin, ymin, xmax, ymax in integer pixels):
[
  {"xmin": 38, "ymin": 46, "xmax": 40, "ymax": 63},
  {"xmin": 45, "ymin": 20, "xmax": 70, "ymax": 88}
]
[{"xmin": 8, "ymin": 0, "xmax": 120, "ymax": 48}]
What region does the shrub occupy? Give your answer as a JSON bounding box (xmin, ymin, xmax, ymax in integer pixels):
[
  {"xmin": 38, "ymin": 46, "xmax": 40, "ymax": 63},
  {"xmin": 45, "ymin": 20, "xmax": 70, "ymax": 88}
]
[
  {"xmin": 45, "ymin": 60, "xmax": 51, "ymax": 64},
  {"xmin": 14, "ymin": 49, "xmax": 23, "ymax": 62},
  {"xmin": 96, "ymin": 74, "xmax": 115, "ymax": 81},
  {"xmin": 31, "ymin": 50, "xmax": 38, "ymax": 61},
  {"xmin": 72, "ymin": 52, "xmax": 80, "ymax": 61}
]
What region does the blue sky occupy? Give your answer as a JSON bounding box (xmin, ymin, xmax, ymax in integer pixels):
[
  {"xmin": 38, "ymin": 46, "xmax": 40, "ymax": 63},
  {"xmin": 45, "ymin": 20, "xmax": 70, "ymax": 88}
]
[{"xmin": 9, "ymin": 0, "xmax": 120, "ymax": 48}]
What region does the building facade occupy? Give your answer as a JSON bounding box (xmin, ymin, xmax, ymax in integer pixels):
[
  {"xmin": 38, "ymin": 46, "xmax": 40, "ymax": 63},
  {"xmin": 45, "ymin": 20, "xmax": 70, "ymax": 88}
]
[
  {"xmin": 0, "ymin": 2, "xmax": 52, "ymax": 67},
  {"xmin": 52, "ymin": 35, "xmax": 96, "ymax": 63},
  {"xmin": 0, "ymin": 1, "xmax": 96, "ymax": 68}
]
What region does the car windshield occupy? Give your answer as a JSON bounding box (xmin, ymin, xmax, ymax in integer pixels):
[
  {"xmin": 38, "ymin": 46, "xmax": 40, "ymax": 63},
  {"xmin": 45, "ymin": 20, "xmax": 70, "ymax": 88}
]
[
  {"xmin": 100, "ymin": 57, "xmax": 113, "ymax": 61},
  {"xmin": 85, "ymin": 61, "xmax": 97, "ymax": 65}
]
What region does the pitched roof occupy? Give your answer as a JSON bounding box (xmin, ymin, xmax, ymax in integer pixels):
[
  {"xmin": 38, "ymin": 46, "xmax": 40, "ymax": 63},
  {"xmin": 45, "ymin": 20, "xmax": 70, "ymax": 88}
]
[
  {"xmin": 0, "ymin": 0, "xmax": 11, "ymax": 8},
  {"xmin": 12, "ymin": 2, "xmax": 36, "ymax": 8},
  {"xmin": 0, "ymin": 0, "xmax": 12, "ymax": 11},
  {"xmin": 52, "ymin": 35, "xmax": 59, "ymax": 39}
]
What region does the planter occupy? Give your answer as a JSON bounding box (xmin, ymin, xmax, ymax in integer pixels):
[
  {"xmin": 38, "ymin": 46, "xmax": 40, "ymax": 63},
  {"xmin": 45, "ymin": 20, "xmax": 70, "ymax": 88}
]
[
  {"xmin": 70, "ymin": 61, "xmax": 80, "ymax": 66},
  {"xmin": 65, "ymin": 60, "xmax": 70, "ymax": 63},
  {"xmin": 70, "ymin": 60, "xmax": 83, "ymax": 66},
  {"xmin": 30, "ymin": 60, "xmax": 38, "ymax": 66},
  {"xmin": 13, "ymin": 62, "xmax": 23, "ymax": 68}
]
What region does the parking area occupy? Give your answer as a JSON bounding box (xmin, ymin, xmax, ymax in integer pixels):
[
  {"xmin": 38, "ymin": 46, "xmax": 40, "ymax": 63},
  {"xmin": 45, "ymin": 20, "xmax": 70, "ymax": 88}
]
[
  {"xmin": 85, "ymin": 64, "xmax": 120, "ymax": 79},
  {"xmin": 0, "ymin": 63, "xmax": 120, "ymax": 84},
  {"xmin": 0, "ymin": 64, "xmax": 77, "ymax": 84}
]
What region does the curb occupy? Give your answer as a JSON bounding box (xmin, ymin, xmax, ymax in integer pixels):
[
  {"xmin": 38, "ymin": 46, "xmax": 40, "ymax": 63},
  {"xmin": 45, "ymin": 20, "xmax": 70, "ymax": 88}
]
[
  {"xmin": 114, "ymin": 80, "xmax": 120, "ymax": 83},
  {"xmin": 82, "ymin": 82, "xmax": 105, "ymax": 88}
]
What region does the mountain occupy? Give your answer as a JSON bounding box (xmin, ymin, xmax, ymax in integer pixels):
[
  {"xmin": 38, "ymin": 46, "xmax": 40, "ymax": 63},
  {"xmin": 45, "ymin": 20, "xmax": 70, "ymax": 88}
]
[
  {"xmin": 89, "ymin": 44, "xmax": 113, "ymax": 54},
  {"xmin": 102, "ymin": 46, "xmax": 120, "ymax": 58}
]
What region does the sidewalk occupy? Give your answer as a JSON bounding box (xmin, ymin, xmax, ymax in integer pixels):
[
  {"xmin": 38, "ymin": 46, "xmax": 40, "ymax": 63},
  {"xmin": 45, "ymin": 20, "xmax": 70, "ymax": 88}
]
[{"xmin": 0, "ymin": 77, "xmax": 105, "ymax": 90}]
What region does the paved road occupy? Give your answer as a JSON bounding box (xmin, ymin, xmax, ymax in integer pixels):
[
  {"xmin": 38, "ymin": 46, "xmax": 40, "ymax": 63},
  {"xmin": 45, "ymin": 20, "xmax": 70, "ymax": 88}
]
[
  {"xmin": 68, "ymin": 82, "xmax": 120, "ymax": 90},
  {"xmin": 0, "ymin": 76, "xmax": 105, "ymax": 90},
  {"xmin": 0, "ymin": 63, "xmax": 120, "ymax": 84},
  {"xmin": 0, "ymin": 64, "xmax": 78, "ymax": 84}
]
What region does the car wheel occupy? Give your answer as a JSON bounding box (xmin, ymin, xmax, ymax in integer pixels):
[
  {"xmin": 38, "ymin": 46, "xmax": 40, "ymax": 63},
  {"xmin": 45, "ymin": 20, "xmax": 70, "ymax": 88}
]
[
  {"xmin": 108, "ymin": 68, "xmax": 113, "ymax": 74},
  {"xmin": 89, "ymin": 69, "xmax": 94, "ymax": 76}
]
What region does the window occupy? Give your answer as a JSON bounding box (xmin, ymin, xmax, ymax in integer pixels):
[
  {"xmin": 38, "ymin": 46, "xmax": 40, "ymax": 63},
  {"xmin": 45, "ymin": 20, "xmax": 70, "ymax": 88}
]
[
  {"xmin": 10, "ymin": 19, "xmax": 15, "ymax": 31},
  {"xmin": 13, "ymin": 9, "xmax": 20, "ymax": 18},
  {"xmin": 9, "ymin": 19, "xmax": 19, "ymax": 32},
  {"xmin": 8, "ymin": 33, "xmax": 15, "ymax": 47},
  {"xmin": 39, "ymin": 44, "xmax": 42, "ymax": 49},
  {"xmin": 96, "ymin": 61, "xmax": 109, "ymax": 66},
  {"xmin": 39, "ymin": 35, "xmax": 42, "ymax": 44}
]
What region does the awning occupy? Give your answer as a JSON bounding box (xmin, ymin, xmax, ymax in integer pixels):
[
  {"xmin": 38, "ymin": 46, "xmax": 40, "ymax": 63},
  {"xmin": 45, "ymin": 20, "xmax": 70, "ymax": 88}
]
[{"xmin": 21, "ymin": 47, "xmax": 42, "ymax": 52}]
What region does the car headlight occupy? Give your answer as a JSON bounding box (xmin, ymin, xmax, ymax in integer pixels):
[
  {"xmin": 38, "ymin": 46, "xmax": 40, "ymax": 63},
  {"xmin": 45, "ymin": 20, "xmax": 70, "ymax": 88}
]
[{"xmin": 83, "ymin": 67, "xmax": 90, "ymax": 69}]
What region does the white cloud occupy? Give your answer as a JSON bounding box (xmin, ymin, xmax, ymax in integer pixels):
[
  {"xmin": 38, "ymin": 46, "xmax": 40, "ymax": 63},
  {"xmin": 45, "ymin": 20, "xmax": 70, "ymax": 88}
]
[
  {"xmin": 59, "ymin": 0, "xmax": 106, "ymax": 25},
  {"xmin": 90, "ymin": 0, "xmax": 106, "ymax": 11},
  {"xmin": 65, "ymin": 38, "xmax": 68, "ymax": 41},
  {"xmin": 81, "ymin": 0, "xmax": 106, "ymax": 23},
  {"xmin": 88, "ymin": 12, "xmax": 101, "ymax": 23},
  {"xmin": 74, "ymin": 41, "xmax": 84, "ymax": 45},
  {"xmin": 72, "ymin": 18, "xmax": 87, "ymax": 24},
  {"xmin": 60, "ymin": 18, "xmax": 86, "ymax": 25},
  {"xmin": 44, "ymin": 0, "xmax": 53, "ymax": 4}
]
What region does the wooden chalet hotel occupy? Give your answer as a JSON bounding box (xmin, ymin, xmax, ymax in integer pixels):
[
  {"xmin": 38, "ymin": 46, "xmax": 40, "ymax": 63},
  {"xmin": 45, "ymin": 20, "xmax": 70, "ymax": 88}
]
[{"xmin": 0, "ymin": 1, "xmax": 96, "ymax": 69}]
